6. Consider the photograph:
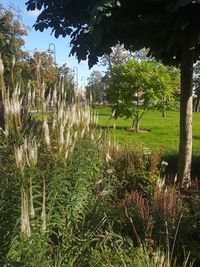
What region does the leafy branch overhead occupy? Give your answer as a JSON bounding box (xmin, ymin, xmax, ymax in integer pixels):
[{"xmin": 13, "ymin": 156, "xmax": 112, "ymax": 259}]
[{"xmin": 26, "ymin": 0, "xmax": 200, "ymax": 67}]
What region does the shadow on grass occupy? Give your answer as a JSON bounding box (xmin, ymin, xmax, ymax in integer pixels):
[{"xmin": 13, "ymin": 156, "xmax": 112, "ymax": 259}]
[
  {"xmin": 97, "ymin": 125, "xmax": 151, "ymax": 132},
  {"xmin": 97, "ymin": 113, "xmax": 113, "ymax": 117},
  {"xmin": 97, "ymin": 125, "xmax": 127, "ymax": 130},
  {"xmin": 193, "ymin": 135, "xmax": 200, "ymax": 140}
]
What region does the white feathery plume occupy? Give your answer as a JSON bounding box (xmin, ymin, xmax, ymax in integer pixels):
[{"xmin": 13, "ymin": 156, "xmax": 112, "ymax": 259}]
[
  {"xmin": 59, "ymin": 124, "xmax": 64, "ymax": 149},
  {"xmin": 21, "ymin": 187, "xmax": 31, "ymax": 237},
  {"xmin": 43, "ymin": 117, "xmax": 50, "ymax": 147},
  {"xmin": 14, "ymin": 145, "xmax": 25, "ymax": 172},
  {"xmin": 28, "ymin": 138, "xmax": 38, "ymax": 167},
  {"xmin": 52, "ymin": 116, "xmax": 56, "ymax": 130},
  {"xmin": 65, "ymin": 130, "xmax": 71, "ymax": 147}
]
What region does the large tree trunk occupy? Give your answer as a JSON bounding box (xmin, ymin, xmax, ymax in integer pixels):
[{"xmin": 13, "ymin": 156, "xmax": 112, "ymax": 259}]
[{"xmin": 177, "ymin": 47, "xmax": 194, "ymax": 187}]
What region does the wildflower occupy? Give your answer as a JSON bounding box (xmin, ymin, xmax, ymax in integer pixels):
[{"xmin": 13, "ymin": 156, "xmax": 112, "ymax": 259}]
[
  {"xmin": 73, "ymin": 130, "xmax": 78, "ymax": 141},
  {"xmin": 112, "ymin": 109, "xmax": 116, "ymax": 117},
  {"xmin": 157, "ymin": 177, "xmax": 165, "ymax": 190},
  {"xmin": 21, "ymin": 188, "xmax": 31, "ymax": 237},
  {"xmin": 65, "ymin": 130, "xmax": 71, "ymax": 147},
  {"xmin": 100, "ymin": 189, "xmax": 110, "ymax": 196},
  {"xmin": 105, "ymin": 152, "xmax": 112, "ymax": 163},
  {"xmin": 29, "ymin": 169, "xmax": 35, "ymax": 219},
  {"xmin": 106, "ymin": 168, "xmax": 114, "ymax": 174},
  {"xmin": 0, "ymin": 54, "xmax": 4, "ymax": 74},
  {"xmin": 97, "ymin": 128, "xmax": 102, "ymax": 140},
  {"xmin": 14, "ymin": 146, "xmax": 25, "ymax": 172},
  {"xmin": 96, "ymin": 179, "xmax": 103, "ymax": 185},
  {"xmin": 161, "ymin": 160, "xmax": 168, "ymax": 166},
  {"xmin": 91, "ymin": 129, "xmax": 95, "ymax": 140},
  {"xmin": 43, "ymin": 118, "xmax": 50, "ymax": 147},
  {"xmin": 59, "ymin": 124, "xmax": 64, "ymax": 147},
  {"xmin": 65, "ymin": 149, "xmax": 69, "ymax": 160},
  {"xmin": 174, "ymin": 174, "xmax": 177, "ymax": 184},
  {"xmin": 80, "ymin": 127, "xmax": 86, "ymax": 138},
  {"xmin": 27, "ymin": 138, "xmax": 38, "ymax": 167},
  {"xmin": 12, "ymin": 56, "xmax": 16, "ymax": 67},
  {"xmin": 143, "ymin": 147, "xmax": 151, "ymax": 155}
]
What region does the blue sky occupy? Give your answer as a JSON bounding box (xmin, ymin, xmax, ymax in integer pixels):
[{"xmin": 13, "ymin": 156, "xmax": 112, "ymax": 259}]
[{"xmin": 1, "ymin": 0, "xmax": 106, "ymax": 88}]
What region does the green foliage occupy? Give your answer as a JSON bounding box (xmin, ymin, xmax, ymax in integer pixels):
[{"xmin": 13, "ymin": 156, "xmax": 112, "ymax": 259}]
[
  {"xmin": 0, "ymin": 5, "xmax": 27, "ymax": 88},
  {"xmin": 106, "ymin": 145, "xmax": 162, "ymax": 196},
  {"xmin": 0, "ymin": 137, "xmax": 104, "ymax": 266},
  {"xmin": 85, "ymin": 70, "xmax": 104, "ymax": 104},
  {"xmin": 193, "ymin": 62, "xmax": 200, "ymax": 112},
  {"xmin": 0, "ymin": 4, "xmax": 74, "ymax": 96},
  {"xmin": 151, "ymin": 64, "xmax": 180, "ymax": 117},
  {"xmin": 107, "ymin": 60, "xmax": 179, "ymax": 131},
  {"xmin": 58, "ymin": 63, "xmax": 75, "ymax": 103},
  {"xmin": 0, "ymin": 71, "xmax": 198, "ymax": 267},
  {"xmin": 20, "ymin": 51, "xmax": 58, "ymax": 89},
  {"xmin": 0, "ymin": 129, "xmax": 198, "ymax": 266},
  {"xmin": 26, "ymin": 0, "xmax": 200, "ymax": 67},
  {"xmin": 174, "ymin": 197, "xmax": 200, "ymax": 264}
]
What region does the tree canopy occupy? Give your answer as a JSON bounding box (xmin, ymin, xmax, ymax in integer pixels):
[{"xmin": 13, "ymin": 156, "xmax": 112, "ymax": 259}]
[
  {"xmin": 107, "ymin": 59, "xmax": 179, "ymax": 132},
  {"xmin": 0, "ymin": 5, "xmax": 27, "ymax": 88},
  {"xmin": 26, "ymin": 0, "xmax": 200, "ymax": 67},
  {"xmin": 101, "ymin": 43, "xmax": 131, "ymax": 71},
  {"xmin": 85, "ymin": 70, "xmax": 103, "ymax": 104}
]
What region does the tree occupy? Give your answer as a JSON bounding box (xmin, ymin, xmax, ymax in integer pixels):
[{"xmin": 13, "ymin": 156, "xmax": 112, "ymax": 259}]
[
  {"xmin": 0, "ymin": 5, "xmax": 27, "ymax": 127},
  {"xmin": 0, "ymin": 5, "xmax": 27, "ymax": 88},
  {"xmin": 101, "ymin": 43, "xmax": 151, "ymax": 78},
  {"xmin": 23, "ymin": 51, "xmax": 58, "ymax": 87},
  {"xmin": 153, "ymin": 64, "xmax": 180, "ymax": 117},
  {"xmin": 85, "ymin": 70, "xmax": 103, "ymax": 104},
  {"xmin": 26, "ymin": 0, "xmax": 200, "ymax": 186},
  {"xmin": 107, "ymin": 59, "xmax": 179, "ymax": 132},
  {"xmin": 58, "ymin": 63, "xmax": 75, "ymax": 103},
  {"xmin": 101, "ymin": 42, "xmax": 131, "ymax": 71}
]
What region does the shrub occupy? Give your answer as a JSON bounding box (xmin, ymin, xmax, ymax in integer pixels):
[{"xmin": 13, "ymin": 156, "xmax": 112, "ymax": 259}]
[{"xmin": 105, "ymin": 144, "xmax": 162, "ymax": 196}]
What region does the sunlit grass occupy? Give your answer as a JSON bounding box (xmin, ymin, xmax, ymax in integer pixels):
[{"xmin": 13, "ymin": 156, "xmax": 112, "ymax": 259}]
[{"xmin": 97, "ymin": 106, "xmax": 200, "ymax": 155}]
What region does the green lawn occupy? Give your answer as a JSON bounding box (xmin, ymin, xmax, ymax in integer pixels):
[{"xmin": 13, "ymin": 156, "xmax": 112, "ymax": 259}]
[{"xmin": 97, "ymin": 107, "xmax": 200, "ymax": 155}]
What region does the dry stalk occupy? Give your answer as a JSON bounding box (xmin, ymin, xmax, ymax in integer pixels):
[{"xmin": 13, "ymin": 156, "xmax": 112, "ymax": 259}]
[{"xmin": 153, "ymin": 185, "xmax": 182, "ymax": 223}]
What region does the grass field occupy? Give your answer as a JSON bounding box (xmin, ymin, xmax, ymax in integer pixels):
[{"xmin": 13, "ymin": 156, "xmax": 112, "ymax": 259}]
[{"xmin": 97, "ymin": 107, "xmax": 200, "ymax": 155}]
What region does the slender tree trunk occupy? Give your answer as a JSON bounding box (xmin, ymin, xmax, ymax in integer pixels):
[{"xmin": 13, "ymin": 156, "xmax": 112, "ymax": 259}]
[
  {"xmin": 162, "ymin": 108, "xmax": 166, "ymax": 117},
  {"xmin": 135, "ymin": 92, "xmax": 140, "ymax": 133},
  {"xmin": 162, "ymin": 98, "xmax": 167, "ymax": 117},
  {"xmin": 135, "ymin": 114, "xmax": 139, "ymax": 133},
  {"xmin": 177, "ymin": 47, "xmax": 194, "ymax": 187}
]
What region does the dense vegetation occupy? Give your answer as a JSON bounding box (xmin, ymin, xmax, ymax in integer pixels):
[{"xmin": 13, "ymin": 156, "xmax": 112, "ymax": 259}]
[
  {"xmin": 0, "ymin": 3, "xmax": 200, "ymax": 266},
  {"xmin": 26, "ymin": 0, "xmax": 200, "ymax": 186},
  {"xmin": 0, "ymin": 67, "xmax": 199, "ymax": 266}
]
